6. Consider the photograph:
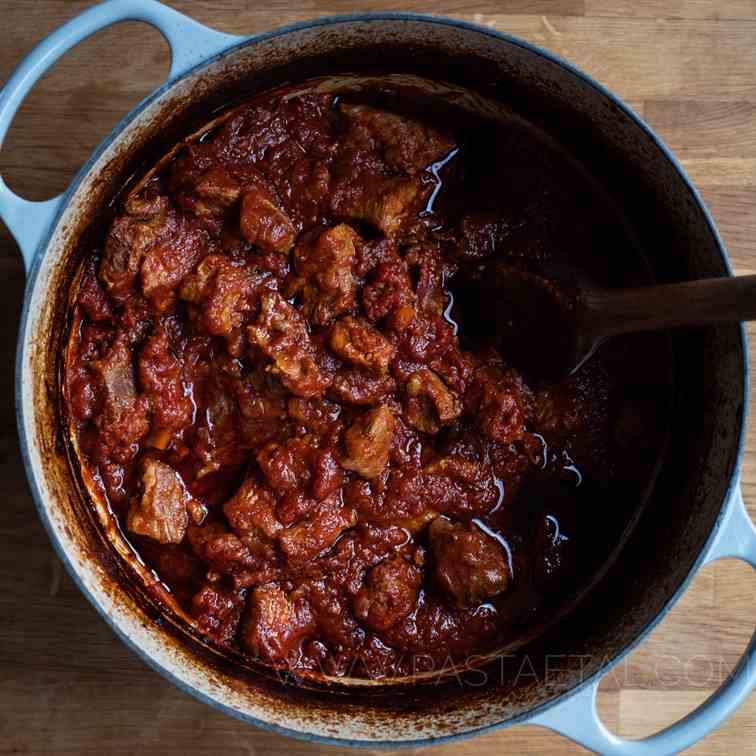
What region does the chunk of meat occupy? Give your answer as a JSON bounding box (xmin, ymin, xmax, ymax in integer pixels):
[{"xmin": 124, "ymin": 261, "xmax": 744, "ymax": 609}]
[
  {"xmin": 140, "ymin": 217, "xmax": 208, "ymax": 312},
  {"xmin": 430, "ymin": 346, "xmax": 475, "ymax": 395},
  {"xmin": 302, "ymin": 583, "xmax": 367, "ymax": 654},
  {"xmin": 192, "ymin": 373, "xmax": 246, "ymax": 477},
  {"xmin": 350, "ymin": 454, "xmax": 497, "ymax": 527},
  {"xmin": 329, "ymin": 316, "xmax": 394, "ymax": 376},
  {"xmin": 362, "ymin": 258, "xmax": 415, "ymax": 327},
  {"xmin": 187, "ymin": 520, "xmax": 259, "ymax": 575},
  {"xmin": 379, "ymin": 595, "xmax": 499, "ymax": 661},
  {"xmin": 67, "ymin": 368, "xmax": 100, "ymax": 424},
  {"xmin": 277, "ymin": 497, "xmax": 357, "ymax": 567},
  {"xmin": 428, "ymin": 517, "xmax": 510, "ymax": 609},
  {"xmin": 101, "ymin": 195, "xmax": 174, "ymax": 301},
  {"xmin": 239, "ymin": 183, "xmax": 296, "ymax": 254},
  {"xmin": 292, "ymin": 224, "xmax": 358, "ymax": 326},
  {"xmin": 254, "ymin": 435, "xmax": 343, "ymax": 503},
  {"xmin": 334, "ymin": 176, "xmax": 420, "ymax": 237},
  {"xmin": 390, "ymin": 414, "xmax": 424, "ymax": 469},
  {"xmin": 186, "ymin": 166, "xmax": 242, "ymax": 218},
  {"xmin": 277, "ymin": 492, "xmax": 323, "ymax": 529},
  {"xmin": 353, "ymin": 555, "xmax": 422, "ymax": 631},
  {"xmin": 345, "ymin": 476, "xmax": 438, "ymax": 535},
  {"xmin": 329, "ymin": 369, "xmax": 396, "ymax": 406},
  {"xmin": 242, "ymin": 585, "xmax": 315, "ymax": 662},
  {"xmin": 180, "ymin": 255, "xmax": 274, "ymax": 336},
  {"xmin": 394, "ymin": 313, "xmax": 454, "ymax": 363},
  {"xmin": 138, "ymin": 330, "xmax": 194, "ymax": 444},
  {"xmin": 247, "ymin": 292, "xmax": 331, "ymax": 398},
  {"xmin": 405, "ymin": 244, "xmax": 447, "ymax": 317},
  {"xmin": 310, "ymin": 447, "xmax": 344, "ymax": 500},
  {"xmin": 93, "ymin": 335, "xmax": 137, "ymax": 417},
  {"xmin": 404, "ymin": 368, "xmax": 462, "ymax": 434},
  {"xmin": 256, "ymin": 439, "xmax": 312, "ymax": 494},
  {"xmin": 136, "ymin": 542, "xmax": 203, "ymax": 602},
  {"xmin": 341, "ymin": 404, "xmax": 395, "ymax": 479},
  {"xmin": 223, "ymin": 478, "xmax": 283, "ymax": 543},
  {"xmin": 191, "ymin": 584, "xmax": 245, "ymax": 644},
  {"xmin": 488, "ymin": 441, "xmax": 533, "ymax": 503},
  {"xmin": 287, "ymin": 397, "xmax": 341, "ymax": 435},
  {"xmin": 340, "ymin": 103, "xmax": 455, "ymax": 176},
  {"xmin": 287, "ymin": 155, "xmax": 332, "ymax": 226},
  {"xmin": 234, "ymin": 371, "xmax": 290, "ymax": 448},
  {"xmin": 421, "ymin": 456, "xmax": 499, "ymax": 517},
  {"xmin": 78, "ymin": 259, "xmax": 113, "ymax": 322},
  {"xmin": 126, "ymin": 459, "xmax": 193, "ymax": 544},
  {"xmin": 91, "ymin": 334, "xmax": 150, "ymax": 463},
  {"xmin": 473, "ymin": 367, "xmax": 532, "ymax": 445},
  {"xmin": 354, "ymin": 237, "xmax": 398, "ymax": 278},
  {"xmin": 178, "ymin": 253, "xmax": 219, "ymax": 303},
  {"xmin": 118, "ymin": 294, "xmax": 153, "ymax": 345},
  {"xmin": 298, "ymin": 523, "xmax": 410, "ymax": 596}
]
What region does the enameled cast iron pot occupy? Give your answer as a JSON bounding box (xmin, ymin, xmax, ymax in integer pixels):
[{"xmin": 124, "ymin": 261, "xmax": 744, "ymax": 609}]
[{"xmin": 2, "ymin": 1, "xmax": 756, "ymax": 752}]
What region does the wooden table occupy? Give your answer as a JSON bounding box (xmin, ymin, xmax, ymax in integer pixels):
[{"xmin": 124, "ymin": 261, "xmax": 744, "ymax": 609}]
[{"xmin": 2, "ymin": 1, "xmax": 756, "ymax": 753}]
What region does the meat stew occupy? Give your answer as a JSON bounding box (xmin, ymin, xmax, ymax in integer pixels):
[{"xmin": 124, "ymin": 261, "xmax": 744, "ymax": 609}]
[{"xmin": 63, "ymin": 79, "xmax": 670, "ymax": 680}]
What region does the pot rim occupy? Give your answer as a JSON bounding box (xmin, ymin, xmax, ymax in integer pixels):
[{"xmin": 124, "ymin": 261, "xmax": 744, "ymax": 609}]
[{"xmin": 15, "ymin": 10, "xmax": 749, "ymax": 748}]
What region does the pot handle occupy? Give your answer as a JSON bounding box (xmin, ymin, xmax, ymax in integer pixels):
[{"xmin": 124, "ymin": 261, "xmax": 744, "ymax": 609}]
[
  {"xmin": 0, "ymin": 0, "xmax": 243, "ymax": 271},
  {"xmin": 531, "ymin": 480, "xmax": 756, "ymax": 754}
]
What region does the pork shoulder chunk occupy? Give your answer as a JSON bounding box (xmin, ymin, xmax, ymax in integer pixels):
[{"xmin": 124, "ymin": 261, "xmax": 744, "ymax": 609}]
[
  {"xmin": 239, "ymin": 183, "xmax": 297, "ymax": 254},
  {"xmin": 247, "ymin": 292, "xmax": 331, "ymax": 398},
  {"xmin": 428, "ymin": 517, "xmax": 510, "ymax": 609},
  {"xmin": 292, "ymin": 224, "xmax": 359, "ymax": 326},
  {"xmin": 126, "ymin": 459, "xmax": 195, "ymax": 544},
  {"xmin": 353, "ymin": 555, "xmax": 422, "ymax": 631},
  {"xmin": 341, "ymin": 404, "xmax": 395, "ymax": 479},
  {"xmin": 242, "ymin": 585, "xmax": 315, "ymax": 662}
]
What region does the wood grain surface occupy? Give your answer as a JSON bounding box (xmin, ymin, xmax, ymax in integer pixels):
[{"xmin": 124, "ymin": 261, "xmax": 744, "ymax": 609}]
[{"xmin": 1, "ymin": 1, "xmax": 755, "ymax": 753}]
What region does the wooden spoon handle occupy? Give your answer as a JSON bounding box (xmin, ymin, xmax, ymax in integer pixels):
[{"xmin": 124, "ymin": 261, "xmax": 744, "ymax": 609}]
[{"xmin": 583, "ymin": 274, "xmax": 756, "ymax": 339}]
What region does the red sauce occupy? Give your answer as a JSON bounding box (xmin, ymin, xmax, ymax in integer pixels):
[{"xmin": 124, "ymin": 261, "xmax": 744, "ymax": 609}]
[{"xmin": 64, "ymin": 82, "xmax": 669, "ymax": 679}]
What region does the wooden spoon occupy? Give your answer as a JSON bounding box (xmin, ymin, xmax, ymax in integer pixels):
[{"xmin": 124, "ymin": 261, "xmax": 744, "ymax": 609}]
[{"xmin": 459, "ymin": 265, "xmax": 756, "ymax": 379}]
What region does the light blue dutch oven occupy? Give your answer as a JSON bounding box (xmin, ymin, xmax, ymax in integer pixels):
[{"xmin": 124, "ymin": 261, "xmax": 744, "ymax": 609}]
[{"xmin": 2, "ymin": 1, "xmax": 755, "ymax": 752}]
